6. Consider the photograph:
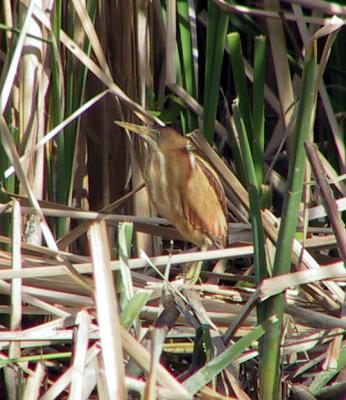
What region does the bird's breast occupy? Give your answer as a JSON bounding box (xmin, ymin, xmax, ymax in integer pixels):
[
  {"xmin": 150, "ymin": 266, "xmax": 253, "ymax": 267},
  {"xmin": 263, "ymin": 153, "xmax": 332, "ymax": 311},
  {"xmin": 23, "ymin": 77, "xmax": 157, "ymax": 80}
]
[{"xmin": 143, "ymin": 149, "xmax": 186, "ymax": 220}]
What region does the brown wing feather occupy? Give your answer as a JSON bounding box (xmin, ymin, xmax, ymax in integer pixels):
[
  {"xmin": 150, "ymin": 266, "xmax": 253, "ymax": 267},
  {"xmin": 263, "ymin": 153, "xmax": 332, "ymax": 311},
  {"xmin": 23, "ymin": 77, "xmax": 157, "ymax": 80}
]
[
  {"xmin": 182, "ymin": 152, "xmax": 228, "ymax": 247},
  {"xmin": 195, "ymin": 155, "xmax": 228, "ymax": 217}
]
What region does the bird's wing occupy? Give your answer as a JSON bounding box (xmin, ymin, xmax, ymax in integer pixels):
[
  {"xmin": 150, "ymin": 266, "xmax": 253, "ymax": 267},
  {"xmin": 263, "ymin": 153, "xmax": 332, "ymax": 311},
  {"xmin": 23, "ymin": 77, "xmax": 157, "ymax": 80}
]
[{"xmin": 182, "ymin": 153, "xmax": 228, "ymax": 247}]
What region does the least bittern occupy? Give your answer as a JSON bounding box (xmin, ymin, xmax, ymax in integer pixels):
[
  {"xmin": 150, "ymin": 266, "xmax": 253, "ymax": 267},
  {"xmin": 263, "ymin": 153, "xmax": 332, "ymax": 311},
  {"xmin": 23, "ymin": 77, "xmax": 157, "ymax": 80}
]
[{"xmin": 115, "ymin": 122, "xmax": 228, "ymax": 278}]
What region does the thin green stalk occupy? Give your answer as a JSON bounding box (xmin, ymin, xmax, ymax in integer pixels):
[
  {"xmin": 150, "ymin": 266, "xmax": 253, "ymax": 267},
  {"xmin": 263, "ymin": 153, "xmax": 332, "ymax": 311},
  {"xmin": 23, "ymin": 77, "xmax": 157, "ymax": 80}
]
[
  {"xmin": 50, "ymin": 33, "xmax": 65, "ymax": 199},
  {"xmin": 223, "ymin": 94, "xmax": 246, "ymax": 185},
  {"xmin": 0, "ymin": 352, "xmax": 72, "ymax": 366},
  {"xmin": 232, "ymin": 100, "xmax": 267, "ymax": 323},
  {"xmin": 0, "ymin": 24, "xmax": 51, "ymax": 43},
  {"xmin": 55, "ymin": 3, "xmax": 76, "ymax": 237},
  {"xmin": 64, "ymin": 0, "xmax": 97, "ymax": 172},
  {"xmin": 253, "ymin": 36, "xmax": 266, "ymax": 186},
  {"xmin": 48, "ymin": 0, "xmax": 64, "ymax": 236},
  {"xmin": 203, "ymin": 0, "xmax": 229, "ymax": 143},
  {"xmin": 177, "ymin": 0, "xmax": 197, "ymax": 131},
  {"xmin": 55, "ymin": 1, "xmax": 97, "ymax": 238},
  {"xmin": 259, "ymin": 42, "xmax": 317, "ymax": 400},
  {"xmin": 0, "ymin": 124, "xmax": 17, "ymax": 247},
  {"xmin": 227, "ymin": 32, "xmax": 253, "ymax": 143}
]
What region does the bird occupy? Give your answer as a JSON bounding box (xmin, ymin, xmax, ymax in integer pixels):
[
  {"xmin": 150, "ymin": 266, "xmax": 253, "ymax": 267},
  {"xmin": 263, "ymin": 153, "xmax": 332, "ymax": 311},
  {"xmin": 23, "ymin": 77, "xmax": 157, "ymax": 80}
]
[{"xmin": 115, "ymin": 121, "xmax": 228, "ymax": 253}]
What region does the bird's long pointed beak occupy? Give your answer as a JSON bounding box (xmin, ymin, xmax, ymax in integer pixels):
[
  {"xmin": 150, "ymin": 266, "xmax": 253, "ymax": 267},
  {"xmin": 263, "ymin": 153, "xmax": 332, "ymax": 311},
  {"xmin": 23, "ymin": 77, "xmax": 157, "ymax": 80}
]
[{"xmin": 114, "ymin": 121, "xmax": 154, "ymax": 140}]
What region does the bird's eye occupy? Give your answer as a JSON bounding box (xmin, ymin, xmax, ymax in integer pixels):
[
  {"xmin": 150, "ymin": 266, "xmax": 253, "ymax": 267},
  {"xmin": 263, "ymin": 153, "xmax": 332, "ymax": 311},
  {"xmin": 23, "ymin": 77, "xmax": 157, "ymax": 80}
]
[{"xmin": 154, "ymin": 130, "xmax": 161, "ymax": 138}]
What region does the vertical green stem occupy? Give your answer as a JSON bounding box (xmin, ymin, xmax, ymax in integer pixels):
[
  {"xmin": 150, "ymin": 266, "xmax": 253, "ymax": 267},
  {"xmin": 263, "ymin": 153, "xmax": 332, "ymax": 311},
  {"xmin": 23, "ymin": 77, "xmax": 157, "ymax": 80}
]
[
  {"xmin": 253, "ymin": 36, "xmax": 266, "ymax": 186},
  {"xmin": 227, "ymin": 32, "xmax": 253, "ymax": 143},
  {"xmin": 177, "ymin": 0, "xmax": 197, "ymax": 131},
  {"xmin": 203, "ymin": 0, "xmax": 229, "ymax": 143},
  {"xmin": 232, "ymin": 101, "xmax": 267, "ymax": 326},
  {"xmin": 260, "ymin": 42, "xmax": 317, "ymax": 399}
]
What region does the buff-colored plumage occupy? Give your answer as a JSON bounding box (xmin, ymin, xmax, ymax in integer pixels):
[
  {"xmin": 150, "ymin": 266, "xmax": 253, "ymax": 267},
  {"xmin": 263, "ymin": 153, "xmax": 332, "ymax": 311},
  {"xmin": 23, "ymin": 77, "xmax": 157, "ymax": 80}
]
[{"xmin": 115, "ymin": 122, "xmax": 228, "ymax": 248}]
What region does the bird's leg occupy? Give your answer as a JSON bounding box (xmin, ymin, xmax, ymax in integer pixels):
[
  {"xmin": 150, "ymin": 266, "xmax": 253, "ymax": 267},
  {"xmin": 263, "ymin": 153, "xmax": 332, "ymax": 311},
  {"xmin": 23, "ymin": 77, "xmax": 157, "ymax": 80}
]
[{"xmin": 185, "ymin": 244, "xmax": 208, "ymax": 284}]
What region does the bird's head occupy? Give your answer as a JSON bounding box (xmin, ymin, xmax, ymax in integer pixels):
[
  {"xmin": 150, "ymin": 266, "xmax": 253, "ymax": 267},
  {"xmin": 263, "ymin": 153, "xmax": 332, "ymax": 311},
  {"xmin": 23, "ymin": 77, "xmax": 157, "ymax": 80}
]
[{"xmin": 114, "ymin": 121, "xmax": 187, "ymax": 151}]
